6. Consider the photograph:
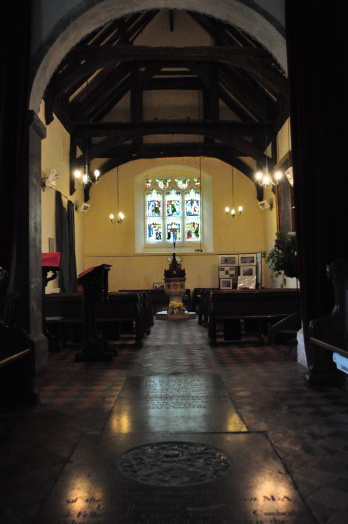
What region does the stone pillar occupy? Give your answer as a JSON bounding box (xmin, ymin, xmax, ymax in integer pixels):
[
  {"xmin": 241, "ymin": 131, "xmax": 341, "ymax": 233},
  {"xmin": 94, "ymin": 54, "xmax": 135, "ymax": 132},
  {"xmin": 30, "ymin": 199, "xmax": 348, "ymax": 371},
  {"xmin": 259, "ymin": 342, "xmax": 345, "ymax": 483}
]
[{"xmin": 28, "ymin": 110, "xmax": 48, "ymax": 373}]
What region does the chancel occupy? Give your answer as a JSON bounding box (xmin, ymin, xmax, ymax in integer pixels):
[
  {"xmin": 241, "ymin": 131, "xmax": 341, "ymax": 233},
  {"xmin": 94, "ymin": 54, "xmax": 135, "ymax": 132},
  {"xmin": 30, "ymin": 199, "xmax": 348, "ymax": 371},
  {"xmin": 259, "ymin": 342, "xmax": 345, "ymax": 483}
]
[{"xmin": 1, "ymin": 2, "xmax": 348, "ymax": 523}]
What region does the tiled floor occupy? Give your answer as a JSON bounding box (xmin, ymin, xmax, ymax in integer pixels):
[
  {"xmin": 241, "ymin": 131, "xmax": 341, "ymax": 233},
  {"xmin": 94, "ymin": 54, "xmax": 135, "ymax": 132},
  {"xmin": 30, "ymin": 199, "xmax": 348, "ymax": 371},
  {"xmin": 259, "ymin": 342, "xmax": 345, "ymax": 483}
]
[{"xmin": 1, "ymin": 320, "xmax": 348, "ymax": 523}]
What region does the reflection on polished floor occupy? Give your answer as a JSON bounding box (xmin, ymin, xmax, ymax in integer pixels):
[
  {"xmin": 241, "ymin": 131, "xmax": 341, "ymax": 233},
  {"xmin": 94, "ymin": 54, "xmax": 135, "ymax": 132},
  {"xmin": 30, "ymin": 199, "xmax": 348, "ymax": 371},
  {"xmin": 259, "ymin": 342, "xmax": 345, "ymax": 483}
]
[{"xmin": 1, "ymin": 320, "xmax": 348, "ymax": 523}]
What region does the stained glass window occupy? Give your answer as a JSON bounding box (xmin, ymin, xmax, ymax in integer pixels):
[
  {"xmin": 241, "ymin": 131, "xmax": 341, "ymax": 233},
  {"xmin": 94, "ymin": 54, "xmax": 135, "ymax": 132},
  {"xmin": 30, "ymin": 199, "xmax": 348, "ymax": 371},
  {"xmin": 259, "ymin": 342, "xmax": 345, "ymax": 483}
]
[
  {"xmin": 145, "ymin": 176, "xmax": 201, "ymax": 246},
  {"xmin": 145, "ymin": 178, "xmax": 152, "ymax": 189}
]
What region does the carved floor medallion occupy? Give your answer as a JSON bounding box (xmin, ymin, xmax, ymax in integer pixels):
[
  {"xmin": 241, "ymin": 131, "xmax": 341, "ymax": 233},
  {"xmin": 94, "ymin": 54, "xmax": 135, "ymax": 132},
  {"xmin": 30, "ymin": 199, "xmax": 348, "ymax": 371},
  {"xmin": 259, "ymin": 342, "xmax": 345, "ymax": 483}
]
[{"xmin": 118, "ymin": 441, "xmax": 231, "ymax": 486}]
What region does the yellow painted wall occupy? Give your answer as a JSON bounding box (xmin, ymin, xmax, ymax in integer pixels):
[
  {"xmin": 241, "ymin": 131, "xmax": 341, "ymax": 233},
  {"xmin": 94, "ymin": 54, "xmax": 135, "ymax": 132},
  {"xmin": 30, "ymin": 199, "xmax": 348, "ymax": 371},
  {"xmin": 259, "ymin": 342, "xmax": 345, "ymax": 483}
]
[
  {"xmin": 261, "ymin": 117, "xmax": 297, "ymax": 289},
  {"xmin": 40, "ymin": 102, "xmax": 86, "ymax": 291},
  {"xmin": 84, "ymin": 157, "xmax": 269, "ymax": 291}
]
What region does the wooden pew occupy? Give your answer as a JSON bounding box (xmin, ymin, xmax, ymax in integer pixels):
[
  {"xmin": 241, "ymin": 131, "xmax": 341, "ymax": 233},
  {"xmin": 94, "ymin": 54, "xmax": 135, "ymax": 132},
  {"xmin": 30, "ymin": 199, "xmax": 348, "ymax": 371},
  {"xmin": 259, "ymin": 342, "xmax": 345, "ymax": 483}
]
[
  {"xmin": 0, "ymin": 275, "xmax": 38, "ymax": 406},
  {"xmin": 118, "ymin": 290, "xmax": 154, "ymax": 333},
  {"xmin": 97, "ymin": 292, "xmax": 146, "ymax": 348},
  {"xmin": 196, "ymin": 288, "xmax": 219, "ymax": 325},
  {"xmin": 208, "ymin": 288, "xmax": 300, "ymax": 346},
  {"xmin": 308, "ymin": 259, "xmax": 348, "ymax": 386},
  {"xmin": 44, "ymin": 292, "xmax": 83, "ymax": 346},
  {"xmin": 44, "ymin": 291, "xmax": 148, "ymax": 348}
]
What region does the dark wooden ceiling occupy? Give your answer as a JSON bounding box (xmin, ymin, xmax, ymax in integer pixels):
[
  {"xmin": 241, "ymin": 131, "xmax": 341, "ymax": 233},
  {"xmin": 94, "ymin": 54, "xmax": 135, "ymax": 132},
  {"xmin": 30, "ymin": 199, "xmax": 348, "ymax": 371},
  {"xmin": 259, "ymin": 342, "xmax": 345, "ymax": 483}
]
[{"xmin": 43, "ymin": 9, "xmax": 289, "ymax": 201}]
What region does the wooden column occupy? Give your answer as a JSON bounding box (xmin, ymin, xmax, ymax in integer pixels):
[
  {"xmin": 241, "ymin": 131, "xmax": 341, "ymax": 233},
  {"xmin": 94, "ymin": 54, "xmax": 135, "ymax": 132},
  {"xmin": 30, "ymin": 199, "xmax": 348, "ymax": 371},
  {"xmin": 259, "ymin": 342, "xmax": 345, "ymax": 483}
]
[{"xmin": 28, "ymin": 110, "xmax": 48, "ymax": 373}]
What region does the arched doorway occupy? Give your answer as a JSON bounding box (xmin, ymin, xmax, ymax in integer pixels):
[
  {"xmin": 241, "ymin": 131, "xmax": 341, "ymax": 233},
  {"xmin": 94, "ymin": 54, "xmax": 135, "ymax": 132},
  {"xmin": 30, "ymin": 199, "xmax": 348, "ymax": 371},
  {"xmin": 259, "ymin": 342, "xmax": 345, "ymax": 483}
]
[{"xmin": 26, "ymin": 2, "xmax": 288, "ymax": 372}]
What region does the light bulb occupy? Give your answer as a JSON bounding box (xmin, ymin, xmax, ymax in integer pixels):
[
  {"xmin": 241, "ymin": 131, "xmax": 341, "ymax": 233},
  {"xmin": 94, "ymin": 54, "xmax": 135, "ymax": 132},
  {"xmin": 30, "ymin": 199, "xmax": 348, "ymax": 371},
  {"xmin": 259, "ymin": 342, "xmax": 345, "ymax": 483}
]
[
  {"xmin": 225, "ymin": 206, "xmax": 230, "ymax": 214},
  {"xmin": 238, "ymin": 205, "xmax": 243, "ymax": 213},
  {"xmin": 263, "ymin": 174, "xmax": 271, "ymax": 186},
  {"xmin": 82, "ymin": 174, "xmax": 88, "ymax": 184},
  {"xmin": 74, "ymin": 169, "xmax": 81, "ymax": 179},
  {"xmin": 109, "ymin": 213, "xmax": 115, "ymax": 221},
  {"xmin": 274, "ymin": 170, "xmax": 283, "ymax": 181},
  {"xmin": 94, "ymin": 169, "xmax": 100, "ymax": 180},
  {"xmin": 231, "ymin": 208, "xmax": 236, "ymax": 217},
  {"xmin": 118, "ymin": 211, "xmax": 125, "ymax": 221},
  {"xmin": 255, "ymin": 171, "xmax": 263, "ymax": 181}
]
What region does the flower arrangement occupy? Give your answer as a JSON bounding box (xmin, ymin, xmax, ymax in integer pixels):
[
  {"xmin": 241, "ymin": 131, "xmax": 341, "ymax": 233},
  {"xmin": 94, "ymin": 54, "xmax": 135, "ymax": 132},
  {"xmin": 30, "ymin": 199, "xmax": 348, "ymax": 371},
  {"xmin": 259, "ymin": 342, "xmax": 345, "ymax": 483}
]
[
  {"xmin": 264, "ymin": 232, "xmax": 298, "ymax": 279},
  {"xmin": 169, "ymin": 300, "xmax": 183, "ymax": 313}
]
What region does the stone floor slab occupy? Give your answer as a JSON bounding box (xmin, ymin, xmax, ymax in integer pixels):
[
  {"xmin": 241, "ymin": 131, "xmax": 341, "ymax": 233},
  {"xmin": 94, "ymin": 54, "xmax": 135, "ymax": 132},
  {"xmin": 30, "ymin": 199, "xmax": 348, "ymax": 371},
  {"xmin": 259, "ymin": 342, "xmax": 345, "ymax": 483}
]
[
  {"xmin": 35, "ymin": 432, "xmax": 317, "ymax": 524},
  {"xmin": 105, "ymin": 374, "xmax": 247, "ymax": 433}
]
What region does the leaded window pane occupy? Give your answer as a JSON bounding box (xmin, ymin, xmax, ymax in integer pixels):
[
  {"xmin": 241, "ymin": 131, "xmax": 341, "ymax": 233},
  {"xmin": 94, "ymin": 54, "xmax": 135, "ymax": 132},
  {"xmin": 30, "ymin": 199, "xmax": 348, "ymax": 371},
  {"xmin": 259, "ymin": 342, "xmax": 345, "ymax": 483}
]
[
  {"xmin": 156, "ymin": 178, "xmax": 171, "ymax": 190},
  {"xmin": 147, "ymin": 218, "xmax": 163, "ymax": 243},
  {"xmin": 146, "ymin": 190, "xmax": 162, "ymax": 217},
  {"xmin": 175, "ymin": 178, "xmax": 190, "ymax": 190},
  {"xmin": 185, "ymin": 189, "xmax": 200, "ymax": 216},
  {"xmin": 185, "ymin": 219, "xmax": 200, "ymax": 241},
  {"xmin": 165, "ymin": 189, "xmax": 181, "ymax": 216},
  {"xmin": 166, "ymin": 220, "xmax": 181, "ymax": 243}
]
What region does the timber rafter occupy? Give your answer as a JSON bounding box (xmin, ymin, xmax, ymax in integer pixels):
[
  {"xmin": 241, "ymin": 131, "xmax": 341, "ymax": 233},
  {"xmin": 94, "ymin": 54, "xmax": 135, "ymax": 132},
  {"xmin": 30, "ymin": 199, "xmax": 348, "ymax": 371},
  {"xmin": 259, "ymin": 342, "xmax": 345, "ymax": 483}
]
[{"xmin": 44, "ymin": 9, "xmax": 288, "ymax": 201}]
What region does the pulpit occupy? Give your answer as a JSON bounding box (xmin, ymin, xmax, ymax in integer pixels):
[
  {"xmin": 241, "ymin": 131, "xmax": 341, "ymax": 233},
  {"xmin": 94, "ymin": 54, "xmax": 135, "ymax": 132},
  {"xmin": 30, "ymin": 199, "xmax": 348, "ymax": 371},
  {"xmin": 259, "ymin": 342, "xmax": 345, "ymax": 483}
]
[
  {"xmin": 42, "ymin": 252, "xmax": 61, "ymax": 351},
  {"xmin": 75, "ymin": 264, "xmax": 115, "ymax": 362}
]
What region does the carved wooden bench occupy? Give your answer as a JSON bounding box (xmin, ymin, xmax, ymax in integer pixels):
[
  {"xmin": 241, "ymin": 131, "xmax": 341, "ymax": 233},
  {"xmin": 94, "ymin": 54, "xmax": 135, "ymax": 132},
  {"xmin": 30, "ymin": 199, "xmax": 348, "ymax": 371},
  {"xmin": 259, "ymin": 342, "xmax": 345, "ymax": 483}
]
[{"xmin": 208, "ymin": 289, "xmax": 301, "ymax": 346}]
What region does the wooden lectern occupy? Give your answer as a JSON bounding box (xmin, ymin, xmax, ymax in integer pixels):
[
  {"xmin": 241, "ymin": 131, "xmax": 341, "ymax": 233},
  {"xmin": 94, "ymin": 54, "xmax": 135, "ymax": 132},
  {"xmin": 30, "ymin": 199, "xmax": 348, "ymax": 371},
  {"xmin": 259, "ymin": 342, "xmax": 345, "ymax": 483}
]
[{"xmin": 75, "ymin": 264, "xmax": 114, "ymax": 362}]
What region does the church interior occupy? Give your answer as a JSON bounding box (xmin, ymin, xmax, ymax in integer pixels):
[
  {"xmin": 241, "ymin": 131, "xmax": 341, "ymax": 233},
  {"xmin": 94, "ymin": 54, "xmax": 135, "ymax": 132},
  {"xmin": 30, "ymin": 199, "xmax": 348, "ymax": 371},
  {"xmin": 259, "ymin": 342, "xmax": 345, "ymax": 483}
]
[{"xmin": 1, "ymin": 1, "xmax": 348, "ymax": 523}]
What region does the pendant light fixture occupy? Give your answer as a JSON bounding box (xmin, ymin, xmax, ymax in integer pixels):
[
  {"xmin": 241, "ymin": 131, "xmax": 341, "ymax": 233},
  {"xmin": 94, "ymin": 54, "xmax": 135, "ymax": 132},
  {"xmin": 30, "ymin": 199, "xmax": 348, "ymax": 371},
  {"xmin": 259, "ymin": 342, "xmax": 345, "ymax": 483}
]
[
  {"xmin": 225, "ymin": 166, "xmax": 243, "ymax": 217},
  {"xmin": 254, "ymin": 149, "xmax": 283, "ymax": 187},
  {"xmin": 73, "ymin": 138, "xmax": 101, "ymax": 185},
  {"xmin": 109, "ymin": 166, "xmax": 125, "ymax": 224},
  {"xmin": 73, "ymin": 78, "xmax": 101, "ymax": 185},
  {"xmin": 254, "ymin": 69, "xmax": 283, "ymax": 187}
]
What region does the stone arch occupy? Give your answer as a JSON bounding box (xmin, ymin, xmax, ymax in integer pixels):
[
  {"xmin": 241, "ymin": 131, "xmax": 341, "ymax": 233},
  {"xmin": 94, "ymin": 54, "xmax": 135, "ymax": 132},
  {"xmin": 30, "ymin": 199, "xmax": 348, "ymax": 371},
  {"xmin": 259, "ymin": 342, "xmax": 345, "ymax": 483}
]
[{"xmin": 29, "ymin": 0, "xmax": 286, "ymax": 113}]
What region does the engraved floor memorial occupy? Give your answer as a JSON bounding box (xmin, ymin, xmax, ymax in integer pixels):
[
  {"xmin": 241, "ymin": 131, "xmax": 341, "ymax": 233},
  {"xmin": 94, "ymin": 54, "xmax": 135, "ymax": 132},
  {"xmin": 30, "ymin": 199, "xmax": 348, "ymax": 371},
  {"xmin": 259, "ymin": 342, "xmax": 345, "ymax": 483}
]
[
  {"xmin": 105, "ymin": 374, "xmax": 247, "ymax": 433},
  {"xmin": 36, "ymin": 374, "xmax": 316, "ymax": 524}
]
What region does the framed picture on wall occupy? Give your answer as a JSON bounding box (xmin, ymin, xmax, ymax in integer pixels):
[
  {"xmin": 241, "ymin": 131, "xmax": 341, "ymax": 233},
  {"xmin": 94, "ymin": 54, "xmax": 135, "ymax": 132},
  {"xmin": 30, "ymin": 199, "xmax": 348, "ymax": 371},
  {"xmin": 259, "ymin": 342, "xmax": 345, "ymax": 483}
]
[
  {"xmin": 240, "ymin": 265, "xmax": 256, "ymax": 277},
  {"xmin": 239, "ymin": 254, "xmax": 257, "ymax": 265},
  {"xmin": 237, "ymin": 276, "xmax": 256, "ymax": 289},
  {"xmin": 219, "ymin": 278, "xmax": 233, "ymax": 290},
  {"xmin": 218, "ymin": 254, "xmax": 238, "ymax": 266},
  {"xmin": 218, "ymin": 266, "xmax": 236, "ymax": 279}
]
